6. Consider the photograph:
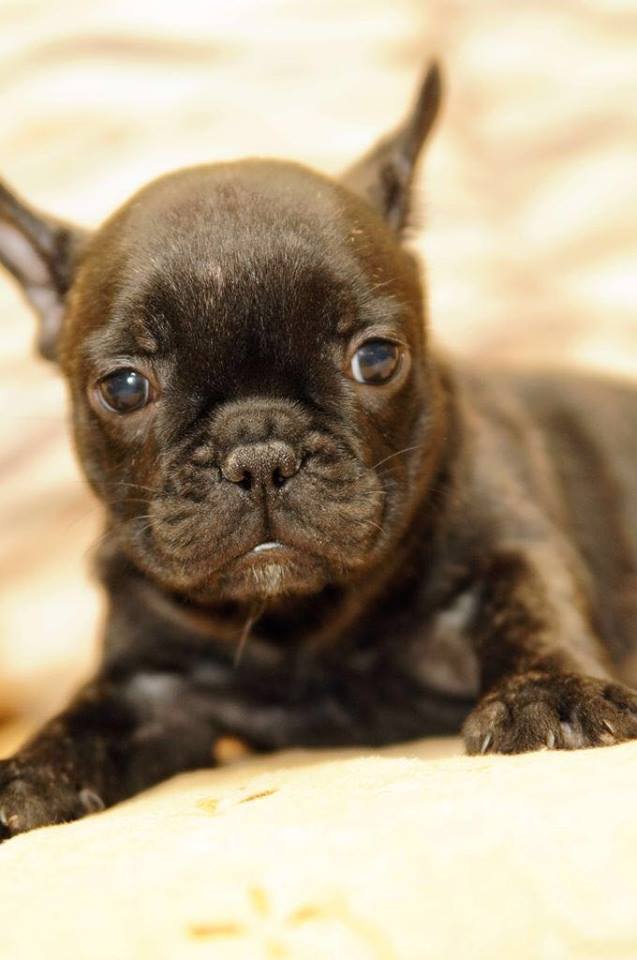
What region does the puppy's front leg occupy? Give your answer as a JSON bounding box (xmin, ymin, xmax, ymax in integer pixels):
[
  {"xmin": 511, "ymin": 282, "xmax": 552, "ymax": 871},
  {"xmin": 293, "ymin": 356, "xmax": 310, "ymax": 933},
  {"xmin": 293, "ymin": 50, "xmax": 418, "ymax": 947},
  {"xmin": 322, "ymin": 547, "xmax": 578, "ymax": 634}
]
[
  {"xmin": 0, "ymin": 667, "xmax": 232, "ymax": 839},
  {"xmin": 463, "ymin": 547, "xmax": 637, "ymax": 754}
]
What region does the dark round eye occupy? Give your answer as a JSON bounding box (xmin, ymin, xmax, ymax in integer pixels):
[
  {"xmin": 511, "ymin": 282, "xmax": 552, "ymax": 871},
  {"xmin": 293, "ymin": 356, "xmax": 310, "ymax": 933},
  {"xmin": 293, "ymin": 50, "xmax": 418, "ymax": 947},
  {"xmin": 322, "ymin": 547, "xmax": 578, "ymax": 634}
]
[
  {"xmin": 350, "ymin": 339, "xmax": 401, "ymax": 385},
  {"xmin": 97, "ymin": 369, "xmax": 151, "ymax": 414}
]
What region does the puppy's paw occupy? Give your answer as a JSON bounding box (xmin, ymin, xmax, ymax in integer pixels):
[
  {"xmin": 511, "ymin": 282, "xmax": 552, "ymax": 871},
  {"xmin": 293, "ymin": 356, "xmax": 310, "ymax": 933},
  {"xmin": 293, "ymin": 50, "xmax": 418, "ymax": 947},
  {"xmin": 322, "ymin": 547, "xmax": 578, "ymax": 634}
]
[
  {"xmin": 463, "ymin": 672, "xmax": 637, "ymax": 755},
  {"xmin": 0, "ymin": 758, "xmax": 104, "ymax": 841}
]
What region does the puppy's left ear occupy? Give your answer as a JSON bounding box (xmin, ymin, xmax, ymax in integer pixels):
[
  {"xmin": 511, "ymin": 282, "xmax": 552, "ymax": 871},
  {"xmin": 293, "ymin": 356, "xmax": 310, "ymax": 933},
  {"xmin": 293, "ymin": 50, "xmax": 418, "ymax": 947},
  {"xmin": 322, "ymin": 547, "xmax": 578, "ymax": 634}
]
[
  {"xmin": 0, "ymin": 181, "xmax": 89, "ymax": 361},
  {"xmin": 341, "ymin": 61, "xmax": 443, "ymax": 234}
]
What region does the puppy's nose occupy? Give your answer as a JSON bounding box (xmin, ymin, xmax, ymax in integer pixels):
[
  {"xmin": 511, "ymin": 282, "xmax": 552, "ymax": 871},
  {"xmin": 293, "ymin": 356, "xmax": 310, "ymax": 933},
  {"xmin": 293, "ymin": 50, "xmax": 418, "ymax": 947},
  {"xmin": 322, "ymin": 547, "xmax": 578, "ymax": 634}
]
[{"xmin": 221, "ymin": 441, "xmax": 300, "ymax": 491}]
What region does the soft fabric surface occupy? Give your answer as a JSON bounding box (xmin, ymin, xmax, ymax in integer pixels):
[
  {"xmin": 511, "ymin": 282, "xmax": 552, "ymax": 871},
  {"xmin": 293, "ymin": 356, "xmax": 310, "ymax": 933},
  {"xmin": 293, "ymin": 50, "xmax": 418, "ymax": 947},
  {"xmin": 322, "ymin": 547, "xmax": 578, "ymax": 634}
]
[{"xmin": 1, "ymin": 737, "xmax": 637, "ymax": 958}]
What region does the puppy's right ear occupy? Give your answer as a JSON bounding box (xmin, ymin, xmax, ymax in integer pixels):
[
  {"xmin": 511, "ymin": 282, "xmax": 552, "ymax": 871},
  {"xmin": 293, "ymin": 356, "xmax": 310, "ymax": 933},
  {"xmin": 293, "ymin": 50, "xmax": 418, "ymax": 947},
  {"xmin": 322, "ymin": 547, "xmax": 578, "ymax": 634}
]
[{"xmin": 0, "ymin": 181, "xmax": 89, "ymax": 362}]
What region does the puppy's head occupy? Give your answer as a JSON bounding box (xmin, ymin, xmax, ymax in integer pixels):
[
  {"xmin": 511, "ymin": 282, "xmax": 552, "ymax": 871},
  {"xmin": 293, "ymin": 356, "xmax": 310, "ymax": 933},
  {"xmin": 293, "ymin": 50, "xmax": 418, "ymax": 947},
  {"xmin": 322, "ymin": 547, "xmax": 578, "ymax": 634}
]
[{"xmin": 0, "ymin": 65, "xmax": 445, "ymax": 604}]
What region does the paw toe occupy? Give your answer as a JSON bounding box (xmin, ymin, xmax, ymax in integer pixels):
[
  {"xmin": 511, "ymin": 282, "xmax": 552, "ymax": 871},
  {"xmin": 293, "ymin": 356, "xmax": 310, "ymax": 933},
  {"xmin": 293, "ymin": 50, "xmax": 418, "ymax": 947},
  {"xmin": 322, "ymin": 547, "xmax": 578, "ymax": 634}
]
[
  {"xmin": 502, "ymin": 701, "xmax": 562, "ymax": 753},
  {"xmin": 463, "ymin": 699, "xmax": 509, "ymax": 754}
]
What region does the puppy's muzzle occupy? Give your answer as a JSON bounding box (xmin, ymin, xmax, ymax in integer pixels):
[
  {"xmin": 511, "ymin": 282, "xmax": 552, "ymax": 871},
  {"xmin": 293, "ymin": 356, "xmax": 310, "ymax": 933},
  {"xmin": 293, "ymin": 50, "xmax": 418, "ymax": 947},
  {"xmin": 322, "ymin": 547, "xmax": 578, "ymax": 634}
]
[{"xmin": 221, "ymin": 440, "xmax": 300, "ymax": 492}]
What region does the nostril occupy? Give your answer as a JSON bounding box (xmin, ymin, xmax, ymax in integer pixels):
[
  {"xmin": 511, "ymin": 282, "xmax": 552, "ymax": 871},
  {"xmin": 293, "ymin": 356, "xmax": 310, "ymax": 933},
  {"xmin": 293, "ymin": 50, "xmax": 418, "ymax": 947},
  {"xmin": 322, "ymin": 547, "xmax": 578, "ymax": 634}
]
[
  {"xmin": 237, "ymin": 471, "xmax": 253, "ymax": 492},
  {"xmin": 221, "ymin": 452, "xmax": 253, "ymax": 487},
  {"xmin": 272, "ymin": 468, "xmax": 287, "ymax": 488}
]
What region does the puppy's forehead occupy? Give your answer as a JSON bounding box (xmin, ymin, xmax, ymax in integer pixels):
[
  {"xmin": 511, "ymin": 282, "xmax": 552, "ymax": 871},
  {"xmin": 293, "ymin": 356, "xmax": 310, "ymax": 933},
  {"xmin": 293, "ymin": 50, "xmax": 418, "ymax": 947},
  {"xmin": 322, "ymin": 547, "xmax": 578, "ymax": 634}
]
[
  {"xmin": 127, "ymin": 160, "xmax": 348, "ymax": 261},
  {"xmin": 79, "ymin": 160, "xmax": 409, "ymax": 360}
]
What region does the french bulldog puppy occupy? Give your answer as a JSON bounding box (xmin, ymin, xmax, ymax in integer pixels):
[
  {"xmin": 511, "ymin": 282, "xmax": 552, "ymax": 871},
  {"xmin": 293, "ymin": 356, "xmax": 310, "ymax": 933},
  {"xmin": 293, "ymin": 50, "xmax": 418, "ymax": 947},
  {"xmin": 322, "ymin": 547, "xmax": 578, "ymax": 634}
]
[{"xmin": 1, "ymin": 63, "xmax": 637, "ymax": 839}]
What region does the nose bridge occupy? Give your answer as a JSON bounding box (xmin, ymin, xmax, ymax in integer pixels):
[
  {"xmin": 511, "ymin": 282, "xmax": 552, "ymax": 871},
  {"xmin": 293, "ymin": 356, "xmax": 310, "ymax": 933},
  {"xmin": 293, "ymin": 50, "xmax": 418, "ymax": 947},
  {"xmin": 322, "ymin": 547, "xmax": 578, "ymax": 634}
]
[
  {"xmin": 212, "ymin": 397, "xmax": 311, "ymax": 491},
  {"xmin": 212, "ymin": 397, "xmax": 310, "ymax": 448}
]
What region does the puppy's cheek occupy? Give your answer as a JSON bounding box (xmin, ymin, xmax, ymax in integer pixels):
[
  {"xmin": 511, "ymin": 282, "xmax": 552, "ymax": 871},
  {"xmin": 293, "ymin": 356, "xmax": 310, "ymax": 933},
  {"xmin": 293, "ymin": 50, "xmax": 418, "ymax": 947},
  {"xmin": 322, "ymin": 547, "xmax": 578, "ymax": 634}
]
[
  {"xmin": 72, "ymin": 405, "xmax": 159, "ymax": 507},
  {"xmin": 149, "ymin": 496, "xmax": 261, "ymax": 564},
  {"xmin": 281, "ymin": 470, "xmax": 385, "ymax": 551},
  {"xmin": 371, "ymin": 435, "xmax": 437, "ymax": 536}
]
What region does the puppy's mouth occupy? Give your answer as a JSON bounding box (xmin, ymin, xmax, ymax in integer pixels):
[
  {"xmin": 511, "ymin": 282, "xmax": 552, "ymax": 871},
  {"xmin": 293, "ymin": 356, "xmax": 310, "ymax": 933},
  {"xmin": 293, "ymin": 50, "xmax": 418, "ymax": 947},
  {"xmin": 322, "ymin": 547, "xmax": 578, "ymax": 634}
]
[{"xmin": 232, "ymin": 539, "xmax": 302, "ymax": 568}]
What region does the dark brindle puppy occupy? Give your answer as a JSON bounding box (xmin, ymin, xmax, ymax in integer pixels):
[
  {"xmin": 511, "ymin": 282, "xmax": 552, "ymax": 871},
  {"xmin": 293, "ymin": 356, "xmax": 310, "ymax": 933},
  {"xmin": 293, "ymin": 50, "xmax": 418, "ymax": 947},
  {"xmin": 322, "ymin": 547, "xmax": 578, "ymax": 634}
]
[{"xmin": 1, "ymin": 64, "xmax": 637, "ymax": 839}]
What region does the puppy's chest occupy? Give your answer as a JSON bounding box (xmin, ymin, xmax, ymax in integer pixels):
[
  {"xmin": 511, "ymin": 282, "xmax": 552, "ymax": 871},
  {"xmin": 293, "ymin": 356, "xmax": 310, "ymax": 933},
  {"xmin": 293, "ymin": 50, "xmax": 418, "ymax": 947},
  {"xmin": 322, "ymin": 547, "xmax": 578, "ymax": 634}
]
[
  {"xmin": 401, "ymin": 587, "xmax": 481, "ymax": 700},
  {"xmin": 171, "ymin": 589, "xmax": 481, "ymax": 748}
]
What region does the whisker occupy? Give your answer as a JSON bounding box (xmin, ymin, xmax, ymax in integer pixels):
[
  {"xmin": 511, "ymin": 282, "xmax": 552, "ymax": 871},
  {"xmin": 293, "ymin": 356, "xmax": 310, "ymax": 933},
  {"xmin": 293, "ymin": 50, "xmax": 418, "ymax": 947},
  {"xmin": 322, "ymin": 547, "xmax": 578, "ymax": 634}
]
[
  {"xmin": 371, "ymin": 444, "xmax": 424, "ymax": 470},
  {"xmin": 234, "ymin": 602, "xmax": 265, "ymax": 668}
]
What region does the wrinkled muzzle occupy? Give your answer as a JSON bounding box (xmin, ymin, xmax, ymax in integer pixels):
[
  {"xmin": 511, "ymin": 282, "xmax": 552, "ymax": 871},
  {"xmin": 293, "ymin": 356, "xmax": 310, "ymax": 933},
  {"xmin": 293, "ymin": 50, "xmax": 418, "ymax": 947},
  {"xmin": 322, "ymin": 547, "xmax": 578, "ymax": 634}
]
[{"xmin": 128, "ymin": 398, "xmax": 386, "ymax": 602}]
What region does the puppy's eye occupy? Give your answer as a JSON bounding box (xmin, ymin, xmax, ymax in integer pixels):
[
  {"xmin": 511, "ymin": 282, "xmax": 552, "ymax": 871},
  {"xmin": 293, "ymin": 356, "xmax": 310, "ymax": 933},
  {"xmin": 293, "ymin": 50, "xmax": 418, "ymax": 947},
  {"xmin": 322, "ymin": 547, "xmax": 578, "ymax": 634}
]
[
  {"xmin": 350, "ymin": 339, "xmax": 401, "ymax": 385},
  {"xmin": 97, "ymin": 369, "xmax": 151, "ymax": 414}
]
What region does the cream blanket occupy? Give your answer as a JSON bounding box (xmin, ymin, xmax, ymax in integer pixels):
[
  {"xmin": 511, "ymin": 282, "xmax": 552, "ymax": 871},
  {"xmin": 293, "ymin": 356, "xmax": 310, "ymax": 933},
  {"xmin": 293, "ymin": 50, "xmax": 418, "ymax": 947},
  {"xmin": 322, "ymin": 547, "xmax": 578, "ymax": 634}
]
[{"xmin": 1, "ymin": 737, "xmax": 636, "ymax": 958}]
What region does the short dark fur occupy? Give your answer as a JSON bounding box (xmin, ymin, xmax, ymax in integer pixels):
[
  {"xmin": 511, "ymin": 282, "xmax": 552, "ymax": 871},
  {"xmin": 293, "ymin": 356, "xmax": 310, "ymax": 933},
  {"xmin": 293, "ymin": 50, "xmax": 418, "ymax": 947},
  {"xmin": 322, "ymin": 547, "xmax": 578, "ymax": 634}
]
[{"xmin": 2, "ymin": 64, "xmax": 637, "ymax": 838}]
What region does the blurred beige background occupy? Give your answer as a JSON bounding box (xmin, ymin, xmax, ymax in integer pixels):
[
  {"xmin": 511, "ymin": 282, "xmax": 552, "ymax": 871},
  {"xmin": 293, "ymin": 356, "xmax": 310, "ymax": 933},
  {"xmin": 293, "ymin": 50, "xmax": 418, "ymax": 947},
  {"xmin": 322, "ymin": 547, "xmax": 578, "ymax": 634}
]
[{"xmin": 1, "ymin": 0, "xmax": 636, "ymax": 729}]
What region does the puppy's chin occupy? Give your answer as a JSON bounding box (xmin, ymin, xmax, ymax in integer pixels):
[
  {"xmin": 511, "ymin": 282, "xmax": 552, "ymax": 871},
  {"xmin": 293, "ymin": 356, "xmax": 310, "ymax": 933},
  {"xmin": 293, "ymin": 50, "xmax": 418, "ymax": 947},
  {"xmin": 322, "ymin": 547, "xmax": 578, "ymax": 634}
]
[
  {"xmin": 133, "ymin": 539, "xmax": 347, "ymax": 606},
  {"xmin": 198, "ymin": 543, "xmax": 332, "ymax": 603}
]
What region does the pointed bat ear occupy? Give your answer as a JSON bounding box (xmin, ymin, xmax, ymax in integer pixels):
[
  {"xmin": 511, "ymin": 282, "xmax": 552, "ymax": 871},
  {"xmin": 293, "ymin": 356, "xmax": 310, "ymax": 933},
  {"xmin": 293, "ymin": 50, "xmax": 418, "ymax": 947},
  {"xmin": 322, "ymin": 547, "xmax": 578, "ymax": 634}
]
[
  {"xmin": 0, "ymin": 181, "xmax": 90, "ymax": 362},
  {"xmin": 341, "ymin": 61, "xmax": 443, "ymax": 234}
]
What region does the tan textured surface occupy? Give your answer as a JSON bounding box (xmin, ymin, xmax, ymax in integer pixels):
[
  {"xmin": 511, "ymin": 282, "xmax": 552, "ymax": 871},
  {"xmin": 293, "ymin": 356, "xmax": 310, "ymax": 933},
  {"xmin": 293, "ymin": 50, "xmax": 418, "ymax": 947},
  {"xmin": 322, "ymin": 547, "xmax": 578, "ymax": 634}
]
[
  {"xmin": 0, "ymin": 3, "xmax": 637, "ymax": 957},
  {"xmin": 2, "ymin": 738, "xmax": 637, "ymax": 959}
]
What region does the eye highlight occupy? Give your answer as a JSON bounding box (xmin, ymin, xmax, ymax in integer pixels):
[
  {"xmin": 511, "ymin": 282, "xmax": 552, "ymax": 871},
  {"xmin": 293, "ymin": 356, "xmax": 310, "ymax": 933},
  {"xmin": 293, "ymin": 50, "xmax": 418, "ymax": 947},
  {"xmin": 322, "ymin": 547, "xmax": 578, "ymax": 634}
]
[
  {"xmin": 97, "ymin": 369, "xmax": 152, "ymax": 414},
  {"xmin": 350, "ymin": 339, "xmax": 402, "ymax": 385}
]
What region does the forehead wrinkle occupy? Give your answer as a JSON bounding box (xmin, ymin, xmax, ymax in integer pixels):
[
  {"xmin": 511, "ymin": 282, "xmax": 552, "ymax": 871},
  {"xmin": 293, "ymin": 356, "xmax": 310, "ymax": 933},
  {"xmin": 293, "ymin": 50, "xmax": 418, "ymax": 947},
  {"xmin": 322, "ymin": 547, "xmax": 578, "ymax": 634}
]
[
  {"xmin": 121, "ymin": 309, "xmax": 161, "ymax": 355},
  {"xmin": 81, "ymin": 297, "xmax": 167, "ymax": 364},
  {"xmin": 82, "ymin": 321, "xmax": 131, "ymax": 366},
  {"xmin": 335, "ymin": 286, "xmax": 404, "ymax": 340}
]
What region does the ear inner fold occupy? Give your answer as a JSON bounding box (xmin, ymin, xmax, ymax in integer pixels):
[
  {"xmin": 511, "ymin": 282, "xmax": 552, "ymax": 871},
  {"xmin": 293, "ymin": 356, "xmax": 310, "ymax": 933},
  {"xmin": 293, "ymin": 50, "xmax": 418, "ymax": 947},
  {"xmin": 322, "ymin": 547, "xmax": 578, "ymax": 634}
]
[
  {"xmin": 340, "ymin": 61, "xmax": 443, "ymax": 233},
  {"xmin": 0, "ymin": 181, "xmax": 88, "ymax": 361}
]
